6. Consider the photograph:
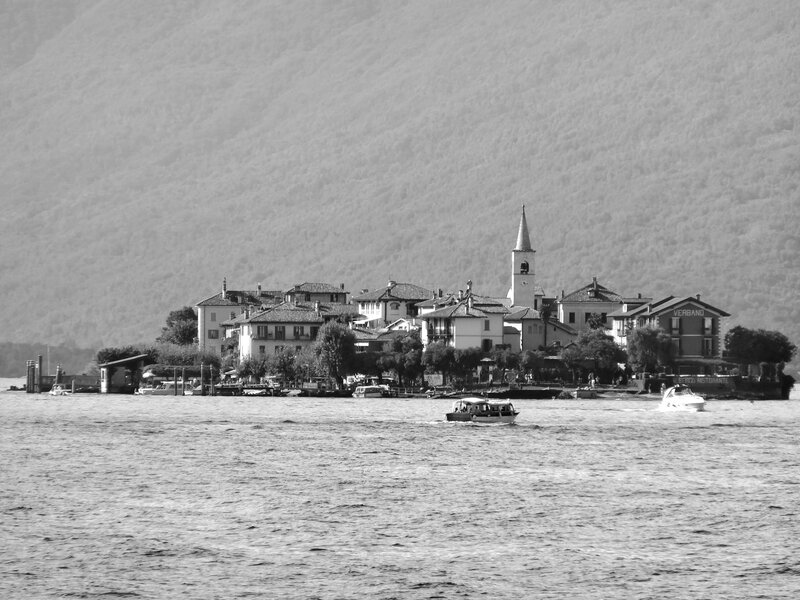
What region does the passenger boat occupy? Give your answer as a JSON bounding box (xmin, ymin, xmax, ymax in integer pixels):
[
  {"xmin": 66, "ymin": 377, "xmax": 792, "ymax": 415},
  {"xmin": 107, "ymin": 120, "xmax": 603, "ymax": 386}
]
[
  {"xmin": 659, "ymin": 385, "xmax": 706, "ymax": 412},
  {"xmin": 445, "ymin": 397, "xmax": 519, "ymax": 424},
  {"xmin": 352, "ymin": 385, "xmax": 388, "ymax": 398}
]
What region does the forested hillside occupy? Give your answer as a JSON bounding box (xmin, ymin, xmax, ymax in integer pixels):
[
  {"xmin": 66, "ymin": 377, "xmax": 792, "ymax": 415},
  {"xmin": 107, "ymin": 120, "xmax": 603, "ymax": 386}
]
[{"xmin": 0, "ymin": 1, "xmax": 797, "ymax": 363}]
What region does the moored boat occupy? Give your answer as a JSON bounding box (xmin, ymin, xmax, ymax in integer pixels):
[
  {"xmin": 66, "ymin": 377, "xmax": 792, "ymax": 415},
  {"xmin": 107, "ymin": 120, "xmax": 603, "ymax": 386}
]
[
  {"xmin": 352, "ymin": 385, "xmax": 389, "ymax": 398},
  {"xmin": 445, "ymin": 397, "xmax": 519, "ymax": 424},
  {"xmin": 659, "ymin": 385, "xmax": 706, "ymax": 412}
]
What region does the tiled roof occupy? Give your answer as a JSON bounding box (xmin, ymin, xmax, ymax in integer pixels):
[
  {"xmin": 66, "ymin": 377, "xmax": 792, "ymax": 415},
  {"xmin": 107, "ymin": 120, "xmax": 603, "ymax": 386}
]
[
  {"xmin": 241, "ymin": 301, "xmax": 362, "ymax": 324},
  {"xmin": 609, "ymin": 296, "xmax": 729, "ymax": 319},
  {"xmin": 416, "ymin": 294, "xmax": 457, "ymax": 308},
  {"xmin": 560, "ymin": 280, "xmax": 621, "ymax": 303},
  {"xmin": 196, "ymin": 289, "xmax": 282, "ymax": 307},
  {"xmin": 420, "ymin": 296, "xmax": 509, "ymax": 320},
  {"xmin": 285, "ymin": 282, "xmax": 348, "ymax": 294},
  {"xmin": 353, "ymin": 282, "xmax": 433, "ymax": 302},
  {"xmin": 505, "ymin": 307, "xmax": 541, "ymax": 321}
]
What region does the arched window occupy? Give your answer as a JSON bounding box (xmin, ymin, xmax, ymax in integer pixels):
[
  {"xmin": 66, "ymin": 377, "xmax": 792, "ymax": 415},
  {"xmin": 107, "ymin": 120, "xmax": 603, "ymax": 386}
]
[{"xmin": 520, "ymin": 261, "xmax": 529, "ymax": 274}]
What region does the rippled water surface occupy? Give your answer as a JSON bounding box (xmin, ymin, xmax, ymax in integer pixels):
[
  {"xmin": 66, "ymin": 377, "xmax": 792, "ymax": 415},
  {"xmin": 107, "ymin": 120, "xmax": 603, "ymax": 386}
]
[{"xmin": 2, "ymin": 391, "xmax": 799, "ymax": 599}]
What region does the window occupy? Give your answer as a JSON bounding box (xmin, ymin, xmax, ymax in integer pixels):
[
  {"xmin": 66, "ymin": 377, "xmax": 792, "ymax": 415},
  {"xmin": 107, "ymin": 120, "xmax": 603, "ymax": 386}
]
[
  {"xmin": 482, "ymin": 339, "xmax": 493, "ymax": 352},
  {"xmin": 671, "ymin": 337, "xmax": 681, "ymax": 355},
  {"xmin": 520, "ymin": 261, "xmax": 529, "ymax": 274},
  {"xmin": 703, "ymin": 338, "xmax": 714, "ymax": 356},
  {"xmin": 304, "ymin": 293, "xmax": 311, "ymax": 301},
  {"xmin": 330, "ymin": 293, "xmax": 339, "ymax": 302},
  {"xmin": 293, "ymin": 326, "xmax": 304, "ymax": 338},
  {"xmin": 569, "ymin": 312, "xmax": 576, "ymax": 324},
  {"xmin": 210, "ymin": 312, "xmax": 217, "ymax": 322},
  {"xmin": 703, "ymin": 318, "xmax": 714, "ymax": 335},
  {"xmin": 230, "ymin": 312, "xmax": 236, "ymax": 320},
  {"xmin": 601, "ymin": 313, "xmax": 607, "ymax": 324},
  {"xmin": 390, "ymin": 302, "xmax": 400, "ymax": 311},
  {"xmin": 256, "ymin": 325, "xmax": 267, "ymax": 339},
  {"xmin": 208, "ymin": 330, "xmax": 219, "ymax": 339},
  {"xmin": 259, "ymin": 345, "xmax": 266, "ymax": 356},
  {"xmin": 275, "ymin": 326, "xmax": 285, "ymax": 340},
  {"xmin": 584, "ymin": 313, "xmax": 591, "ymax": 323},
  {"xmin": 671, "ymin": 317, "xmax": 681, "ymax": 335},
  {"xmin": 310, "ymin": 326, "xmax": 319, "ymax": 340},
  {"xmin": 484, "ymin": 319, "xmax": 490, "ymax": 331}
]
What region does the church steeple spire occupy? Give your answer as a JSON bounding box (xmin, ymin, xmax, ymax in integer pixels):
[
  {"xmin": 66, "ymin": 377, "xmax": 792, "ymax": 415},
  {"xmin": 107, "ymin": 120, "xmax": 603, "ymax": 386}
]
[{"xmin": 515, "ymin": 205, "xmax": 532, "ymax": 251}]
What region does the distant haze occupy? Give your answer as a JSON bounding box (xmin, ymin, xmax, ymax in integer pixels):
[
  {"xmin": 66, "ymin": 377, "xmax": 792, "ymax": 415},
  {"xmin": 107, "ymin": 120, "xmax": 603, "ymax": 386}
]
[{"xmin": 1, "ymin": 1, "xmax": 798, "ymax": 350}]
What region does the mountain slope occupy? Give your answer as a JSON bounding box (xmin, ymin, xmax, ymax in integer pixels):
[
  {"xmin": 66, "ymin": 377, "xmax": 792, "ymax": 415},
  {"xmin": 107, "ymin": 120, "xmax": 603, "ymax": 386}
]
[{"xmin": 1, "ymin": 0, "xmax": 798, "ymax": 352}]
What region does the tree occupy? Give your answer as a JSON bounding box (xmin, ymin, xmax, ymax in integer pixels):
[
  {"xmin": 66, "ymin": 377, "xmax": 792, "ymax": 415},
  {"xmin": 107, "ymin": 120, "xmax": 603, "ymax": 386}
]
[
  {"xmin": 521, "ymin": 349, "xmax": 547, "ymax": 380},
  {"xmin": 377, "ymin": 330, "xmax": 425, "ymax": 387},
  {"xmin": 156, "ymin": 306, "xmax": 197, "ymax": 346},
  {"xmin": 267, "ymin": 347, "xmax": 297, "ymax": 385},
  {"xmin": 237, "ymin": 355, "xmax": 267, "ymax": 382},
  {"xmin": 626, "ymin": 325, "xmax": 674, "ymax": 374},
  {"xmin": 422, "ymin": 341, "xmax": 456, "ymax": 385},
  {"xmin": 314, "ymin": 321, "xmax": 356, "ymax": 387},
  {"xmin": 562, "ymin": 329, "xmax": 626, "ymax": 383},
  {"xmin": 453, "ymin": 347, "xmax": 483, "ymax": 385},
  {"xmin": 724, "ymin": 326, "xmax": 797, "ymax": 378},
  {"xmin": 586, "ymin": 312, "xmax": 607, "ymax": 330}
]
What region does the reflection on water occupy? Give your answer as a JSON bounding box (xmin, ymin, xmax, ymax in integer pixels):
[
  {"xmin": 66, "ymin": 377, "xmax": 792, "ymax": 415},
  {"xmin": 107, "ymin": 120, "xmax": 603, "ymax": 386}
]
[{"xmin": 2, "ymin": 393, "xmax": 799, "ymax": 599}]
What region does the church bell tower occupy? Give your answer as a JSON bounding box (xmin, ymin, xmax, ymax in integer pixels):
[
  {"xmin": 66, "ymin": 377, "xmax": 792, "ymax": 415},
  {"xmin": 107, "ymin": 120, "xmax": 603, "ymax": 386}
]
[{"xmin": 509, "ymin": 205, "xmax": 537, "ymax": 308}]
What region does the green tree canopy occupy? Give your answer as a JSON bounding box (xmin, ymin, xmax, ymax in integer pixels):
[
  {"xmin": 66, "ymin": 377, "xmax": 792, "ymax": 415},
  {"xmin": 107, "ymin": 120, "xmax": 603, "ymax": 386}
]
[
  {"xmin": 422, "ymin": 341, "xmax": 456, "ymax": 384},
  {"xmin": 626, "ymin": 325, "xmax": 675, "ymax": 373},
  {"xmin": 314, "ymin": 321, "xmax": 356, "ymax": 387},
  {"xmin": 561, "ymin": 329, "xmax": 626, "ymax": 383},
  {"xmin": 724, "ymin": 325, "xmax": 797, "ymax": 366},
  {"xmin": 156, "ymin": 306, "xmax": 198, "ymax": 346}
]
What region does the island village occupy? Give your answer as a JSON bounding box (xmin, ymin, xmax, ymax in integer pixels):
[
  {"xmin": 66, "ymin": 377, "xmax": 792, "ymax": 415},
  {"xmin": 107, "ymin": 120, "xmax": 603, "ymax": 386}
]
[{"xmin": 25, "ymin": 208, "xmax": 794, "ymax": 401}]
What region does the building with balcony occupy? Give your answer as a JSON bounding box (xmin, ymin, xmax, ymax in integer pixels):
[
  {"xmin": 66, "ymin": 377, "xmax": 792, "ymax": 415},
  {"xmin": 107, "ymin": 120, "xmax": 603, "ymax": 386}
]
[
  {"xmin": 196, "ymin": 279, "xmax": 282, "ymax": 354},
  {"xmin": 236, "ymin": 301, "xmax": 361, "ymax": 360},
  {"xmin": 609, "ymin": 295, "xmax": 731, "ymax": 375},
  {"xmin": 352, "ymin": 281, "xmax": 433, "ymax": 328},
  {"xmin": 419, "ymin": 284, "xmax": 509, "ymax": 352},
  {"xmin": 556, "ymin": 277, "xmax": 623, "ymax": 333}
]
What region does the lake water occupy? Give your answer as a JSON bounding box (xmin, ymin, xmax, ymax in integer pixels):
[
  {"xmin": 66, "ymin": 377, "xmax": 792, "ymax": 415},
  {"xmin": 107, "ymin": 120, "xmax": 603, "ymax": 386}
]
[{"xmin": 2, "ymin": 388, "xmax": 799, "ymax": 599}]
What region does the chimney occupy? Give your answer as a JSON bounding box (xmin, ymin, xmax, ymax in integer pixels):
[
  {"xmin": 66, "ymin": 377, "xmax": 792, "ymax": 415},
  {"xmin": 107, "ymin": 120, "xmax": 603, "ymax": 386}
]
[
  {"xmin": 388, "ymin": 280, "xmax": 396, "ymax": 288},
  {"xmin": 314, "ymin": 301, "xmax": 320, "ymax": 314},
  {"xmin": 222, "ymin": 278, "xmax": 227, "ymax": 299},
  {"xmin": 466, "ymin": 279, "xmax": 472, "ymax": 294},
  {"xmin": 438, "ymin": 288, "xmax": 443, "ymax": 298},
  {"xmin": 696, "ymin": 293, "xmax": 701, "ymax": 300},
  {"xmin": 458, "ymin": 290, "xmax": 463, "ymax": 300},
  {"xmin": 257, "ymin": 283, "xmax": 262, "ymax": 295},
  {"xmin": 340, "ymin": 283, "xmax": 345, "ymax": 290}
]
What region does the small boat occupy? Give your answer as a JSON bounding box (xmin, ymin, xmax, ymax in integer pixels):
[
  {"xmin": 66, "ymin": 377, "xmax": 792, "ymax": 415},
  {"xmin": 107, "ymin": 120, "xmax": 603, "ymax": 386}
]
[
  {"xmin": 352, "ymin": 385, "xmax": 388, "ymax": 398},
  {"xmin": 659, "ymin": 385, "xmax": 706, "ymax": 412},
  {"xmin": 49, "ymin": 383, "xmax": 72, "ymax": 396},
  {"xmin": 135, "ymin": 381, "xmax": 190, "ymax": 396},
  {"xmin": 445, "ymin": 397, "xmax": 519, "ymax": 424}
]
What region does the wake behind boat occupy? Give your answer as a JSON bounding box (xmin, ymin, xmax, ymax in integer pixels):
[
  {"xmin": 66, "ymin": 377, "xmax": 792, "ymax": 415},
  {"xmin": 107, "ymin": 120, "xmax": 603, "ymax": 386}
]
[
  {"xmin": 659, "ymin": 385, "xmax": 706, "ymax": 412},
  {"xmin": 445, "ymin": 397, "xmax": 519, "ymax": 424}
]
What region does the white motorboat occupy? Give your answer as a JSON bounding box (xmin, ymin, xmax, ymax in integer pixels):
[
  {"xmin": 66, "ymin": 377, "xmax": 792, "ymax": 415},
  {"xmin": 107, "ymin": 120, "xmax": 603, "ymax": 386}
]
[
  {"xmin": 446, "ymin": 397, "xmax": 519, "ymax": 424},
  {"xmin": 659, "ymin": 385, "xmax": 706, "ymax": 412},
  {"xmin": 49, "ymin": 383, "xmax": 72, "ymax": 396}
]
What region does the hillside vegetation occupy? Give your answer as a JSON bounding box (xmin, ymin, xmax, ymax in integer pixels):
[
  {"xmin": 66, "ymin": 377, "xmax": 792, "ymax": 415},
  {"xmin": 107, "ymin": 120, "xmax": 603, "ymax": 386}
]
[{"xmin": 0, "ymin": 1, "xmax": 798, "ymax": 359}]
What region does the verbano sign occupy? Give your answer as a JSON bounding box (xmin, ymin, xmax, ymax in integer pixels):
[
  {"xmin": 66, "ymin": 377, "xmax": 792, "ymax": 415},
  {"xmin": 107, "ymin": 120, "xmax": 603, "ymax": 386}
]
[{"xmin": 673, "ymin": 308, "xmax": 706, "ymax": 317}]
